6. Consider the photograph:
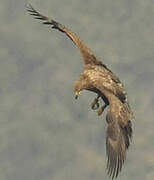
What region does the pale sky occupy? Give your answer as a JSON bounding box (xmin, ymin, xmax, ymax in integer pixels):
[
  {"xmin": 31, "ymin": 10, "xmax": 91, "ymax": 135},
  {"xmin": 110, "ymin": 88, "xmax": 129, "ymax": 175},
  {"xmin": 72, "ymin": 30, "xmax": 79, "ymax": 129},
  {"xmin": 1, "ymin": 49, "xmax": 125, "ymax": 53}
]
[{"xmin": 0, "ymin": 0, "xmax": 154, "ymax": 180}]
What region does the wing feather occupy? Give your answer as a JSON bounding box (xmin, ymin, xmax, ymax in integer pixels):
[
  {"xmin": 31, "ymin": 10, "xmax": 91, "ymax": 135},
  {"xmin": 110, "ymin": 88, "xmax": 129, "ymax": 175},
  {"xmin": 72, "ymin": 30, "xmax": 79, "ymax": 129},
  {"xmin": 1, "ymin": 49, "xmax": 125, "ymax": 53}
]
[
  {"xmin": 106, "ymin": 111, "xmax": 132, "ymax": 179},
  {"xmin": 26, "ymin": 4, "xmax": 101, "ymax": 65},
  {"xmin": 90, "ymin": 80, "xmax": 133, "ymax": 179}
]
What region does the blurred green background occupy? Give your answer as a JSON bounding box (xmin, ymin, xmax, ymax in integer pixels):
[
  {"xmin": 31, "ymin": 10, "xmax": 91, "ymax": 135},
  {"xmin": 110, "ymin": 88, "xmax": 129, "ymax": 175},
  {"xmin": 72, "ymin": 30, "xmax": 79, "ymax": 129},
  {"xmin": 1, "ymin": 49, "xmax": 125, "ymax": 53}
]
[{"xmin": 0, "ymin": 0, "xmax": 154, "ymax": 180}]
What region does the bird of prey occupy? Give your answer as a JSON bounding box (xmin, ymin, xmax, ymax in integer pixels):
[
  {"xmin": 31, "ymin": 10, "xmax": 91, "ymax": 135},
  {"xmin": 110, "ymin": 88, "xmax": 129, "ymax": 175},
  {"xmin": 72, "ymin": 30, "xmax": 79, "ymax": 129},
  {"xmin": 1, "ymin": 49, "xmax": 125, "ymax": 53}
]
[{"xmin": 27, "ymin": 4, "xmax": 133, "ymax": 179}]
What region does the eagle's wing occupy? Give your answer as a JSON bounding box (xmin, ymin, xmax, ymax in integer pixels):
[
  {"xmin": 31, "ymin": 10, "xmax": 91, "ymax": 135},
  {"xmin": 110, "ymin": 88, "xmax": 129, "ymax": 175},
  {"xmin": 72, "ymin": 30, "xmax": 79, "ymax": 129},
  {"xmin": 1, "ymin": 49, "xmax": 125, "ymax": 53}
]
[
  {"xmin": 26, "ymin": 4, "xmax": 101, "ymax": 65},
  {"xmin": 90, "ymin": 79, "xmax": 133, "ymax": 179},
  {"xmin": 106, "ymin": 112, "xmax": 132, "ymax": 179}
]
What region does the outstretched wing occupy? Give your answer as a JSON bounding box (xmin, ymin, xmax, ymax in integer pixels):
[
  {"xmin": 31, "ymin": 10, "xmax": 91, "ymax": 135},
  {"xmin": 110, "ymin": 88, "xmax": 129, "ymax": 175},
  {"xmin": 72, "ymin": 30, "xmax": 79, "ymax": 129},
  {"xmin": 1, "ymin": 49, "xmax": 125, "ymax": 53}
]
[
  {"xmin": 90, "ymin": 81, "xmax": 133, "ymax": 179},
  {"xmin": 26, "ymin": 4, "xmax": 101, "ymax": 65},
  {"xmin": 106, "ymin": 112, "xmax": 132, "ymax": 179}
]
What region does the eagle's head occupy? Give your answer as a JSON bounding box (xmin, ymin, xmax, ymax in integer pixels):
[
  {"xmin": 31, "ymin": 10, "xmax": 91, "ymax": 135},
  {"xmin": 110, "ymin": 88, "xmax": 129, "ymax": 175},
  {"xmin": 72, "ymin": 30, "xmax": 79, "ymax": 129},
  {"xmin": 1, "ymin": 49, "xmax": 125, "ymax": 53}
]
[{"xmin": 74, "ymin": 75, "xmax": 90, "ymax": 99}]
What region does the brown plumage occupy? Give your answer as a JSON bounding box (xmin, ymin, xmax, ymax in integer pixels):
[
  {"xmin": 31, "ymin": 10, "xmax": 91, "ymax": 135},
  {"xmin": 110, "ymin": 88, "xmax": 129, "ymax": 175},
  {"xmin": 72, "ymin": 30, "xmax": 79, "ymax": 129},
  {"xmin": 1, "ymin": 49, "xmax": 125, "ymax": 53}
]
[{"xmin": 27, "ymin": 4, "xmax": 133, "ymax": 179}]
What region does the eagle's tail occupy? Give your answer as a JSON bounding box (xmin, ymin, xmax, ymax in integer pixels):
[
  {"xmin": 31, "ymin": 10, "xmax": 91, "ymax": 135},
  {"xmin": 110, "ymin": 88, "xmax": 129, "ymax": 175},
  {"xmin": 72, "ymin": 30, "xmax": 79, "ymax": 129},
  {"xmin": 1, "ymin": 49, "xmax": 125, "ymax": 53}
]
[{"xmin": 106, "ymin": 110, "xmax": 132, "ymax": 179}]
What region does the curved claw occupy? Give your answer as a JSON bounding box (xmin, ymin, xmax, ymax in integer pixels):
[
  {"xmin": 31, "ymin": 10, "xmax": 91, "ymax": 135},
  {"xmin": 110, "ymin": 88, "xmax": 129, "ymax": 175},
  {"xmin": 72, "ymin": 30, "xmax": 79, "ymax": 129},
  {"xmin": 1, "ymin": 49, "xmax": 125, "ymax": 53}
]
[
  {"xmin": 97, "ymin": 104, "xmax": 108, "ymax": 116},
  {"xmin": 97, "ymin": 108, "xmax": 104, "ymax": 116},
  {"xmin": 91, "ymin": 98, "xmax": 100, "ymax": 110},
  {"xmin": 97, "ymin": 106, "xmax": 105, "ymax": 116}
]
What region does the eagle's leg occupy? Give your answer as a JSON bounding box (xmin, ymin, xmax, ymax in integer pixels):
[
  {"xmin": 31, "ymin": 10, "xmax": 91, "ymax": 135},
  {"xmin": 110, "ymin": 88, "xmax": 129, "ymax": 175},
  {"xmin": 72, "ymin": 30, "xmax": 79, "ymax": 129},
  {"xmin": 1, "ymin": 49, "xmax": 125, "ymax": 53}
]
[
  {"xmin": 97, "ymin": 104, "xmax": 108, "ymax": 116},
  {"xmin": 91, "ymin": 95, "xmax": 100, "ymax": 110}
]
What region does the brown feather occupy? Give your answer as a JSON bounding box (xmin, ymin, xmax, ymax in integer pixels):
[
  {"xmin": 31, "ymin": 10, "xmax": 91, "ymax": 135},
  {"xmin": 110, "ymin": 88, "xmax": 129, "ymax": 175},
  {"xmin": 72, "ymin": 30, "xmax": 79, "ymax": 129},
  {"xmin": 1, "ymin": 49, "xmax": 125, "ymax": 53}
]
[
  {"xmin": 27, "ymin": 5, "xmax": 133, "ymax": 179},
  {"xmin": 26, "ymin": 4, "xmax": 101, "ymax": 65},
  {"xmin": 106, "ymin": 112, "xmax": 130, "ymax": 179}
]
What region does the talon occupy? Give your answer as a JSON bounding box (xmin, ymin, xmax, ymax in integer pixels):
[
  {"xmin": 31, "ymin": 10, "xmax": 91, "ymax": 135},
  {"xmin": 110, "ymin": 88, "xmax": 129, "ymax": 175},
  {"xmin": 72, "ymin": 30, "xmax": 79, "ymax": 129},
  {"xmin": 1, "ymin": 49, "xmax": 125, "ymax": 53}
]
[
  {"xmin": 97, "ymin": 108, "xmax": 104, "ymax": 116},
  {"xmin": 97, "ymin": 105, "xmax": 106, "ymax": 116},
  {"xmin": 91, "ymin": 98, "xmax": 99, "ymax": 110}
]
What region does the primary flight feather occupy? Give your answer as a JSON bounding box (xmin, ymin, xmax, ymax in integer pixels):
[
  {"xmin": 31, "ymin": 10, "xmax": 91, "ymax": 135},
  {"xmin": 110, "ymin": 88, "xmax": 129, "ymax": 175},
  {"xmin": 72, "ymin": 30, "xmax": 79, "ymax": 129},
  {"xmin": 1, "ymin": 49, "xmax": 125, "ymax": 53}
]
[{"xmin": 27, "ymin": 4, "xmax": 133, "ymax": 179}]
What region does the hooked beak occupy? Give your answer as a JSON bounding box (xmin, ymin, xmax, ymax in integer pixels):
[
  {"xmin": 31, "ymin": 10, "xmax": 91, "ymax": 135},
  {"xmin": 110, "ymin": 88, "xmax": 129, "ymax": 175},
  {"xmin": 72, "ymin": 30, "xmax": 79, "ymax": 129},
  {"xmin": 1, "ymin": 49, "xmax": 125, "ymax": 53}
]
[{"xmin": 75, "ymin": 91, "xmax": 81, "ymax": 99}]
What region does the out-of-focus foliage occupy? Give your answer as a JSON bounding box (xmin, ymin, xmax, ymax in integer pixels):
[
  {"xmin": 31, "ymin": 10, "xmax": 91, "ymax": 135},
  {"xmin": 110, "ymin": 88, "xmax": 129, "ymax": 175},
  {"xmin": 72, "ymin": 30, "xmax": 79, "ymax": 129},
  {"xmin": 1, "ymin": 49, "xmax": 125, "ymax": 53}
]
[{"xmin": 0, "ymin": 0, "xmax": 154, "ymax": 180}]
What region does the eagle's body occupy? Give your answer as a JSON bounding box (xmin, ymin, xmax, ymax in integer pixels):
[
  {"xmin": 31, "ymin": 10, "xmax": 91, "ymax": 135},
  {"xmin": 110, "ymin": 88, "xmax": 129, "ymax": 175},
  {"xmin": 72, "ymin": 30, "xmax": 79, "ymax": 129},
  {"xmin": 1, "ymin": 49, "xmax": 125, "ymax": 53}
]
[{"xmin": 27, "ymin": 5, "xmax": 133, "ymax": 179}]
